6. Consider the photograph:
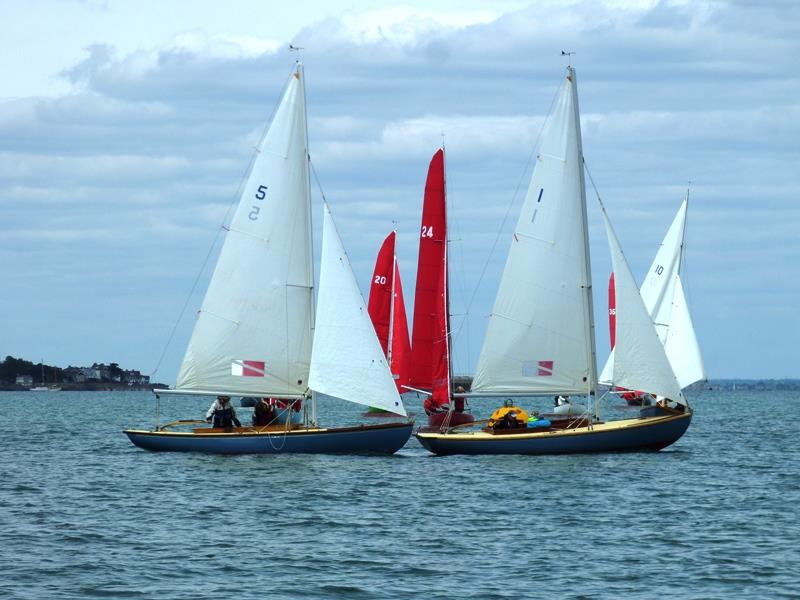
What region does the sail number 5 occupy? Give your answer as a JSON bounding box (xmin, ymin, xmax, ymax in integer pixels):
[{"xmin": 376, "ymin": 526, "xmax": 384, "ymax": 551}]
[
  {"xmin": 249, "ymin": 185, "xmax": 268, "ymax": 221},
  {"xmin": 421, "ymin": 225, "xmax": 434, "ymax": 238}
]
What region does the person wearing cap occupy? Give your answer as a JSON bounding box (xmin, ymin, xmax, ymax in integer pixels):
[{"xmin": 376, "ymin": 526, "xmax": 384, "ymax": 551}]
[{"xmin": 205, "ymin": 395, "xmax": 242, "ymax": 428}]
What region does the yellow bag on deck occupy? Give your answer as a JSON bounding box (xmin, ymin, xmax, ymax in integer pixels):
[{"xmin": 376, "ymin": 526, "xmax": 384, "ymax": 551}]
[{"xmin": 488, "ymin": 405, "xmax": 529, "ymax": 429}]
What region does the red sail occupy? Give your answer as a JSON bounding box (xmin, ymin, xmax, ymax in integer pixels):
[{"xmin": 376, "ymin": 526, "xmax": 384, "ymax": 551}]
[
  {"xmin": 410, "ymin": 149, "xmax": 450, "ymax": 408},
  {"xmin": 608, "ymin": 272, "xmax": 616, "ymax": 349},
  {"xmin": 367, "ymin": 232, "xmax": 395, "ymax": 355},
  {"xmin": 390, "ymin": 260, "xmax": 412, "ymax": 392}
]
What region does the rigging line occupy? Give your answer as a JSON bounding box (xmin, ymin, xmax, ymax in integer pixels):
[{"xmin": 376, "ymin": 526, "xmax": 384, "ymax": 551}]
[
  {"xmin": 150, "ymin": 64, "xmax": 299, "ymax": 378},
  {"xmin": 453, "ymin": 76, "xmax": 564, "ymax": 340},
  {"xmin": 583, "ymin": 157, "xmax": 607, "ymax": 212},
  {"xmin": 309, "ymin": 158, "xmax": 328, "ymax": 203}
]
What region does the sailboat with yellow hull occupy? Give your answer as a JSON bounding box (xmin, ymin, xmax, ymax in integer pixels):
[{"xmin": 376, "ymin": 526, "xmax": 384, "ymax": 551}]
[{"xmin": 416, "ymin": 66, "xmax": 695, "ymax": 455}]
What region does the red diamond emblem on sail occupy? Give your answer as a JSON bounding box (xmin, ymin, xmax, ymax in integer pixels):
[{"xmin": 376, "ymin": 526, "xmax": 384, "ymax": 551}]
[
  {"xmin": 537, "ymin": 360, "xmax": 554, "ymax": 376},
  {"xmin": 231, "ymin": 360, "xmax": 265, "ymax": 377}
]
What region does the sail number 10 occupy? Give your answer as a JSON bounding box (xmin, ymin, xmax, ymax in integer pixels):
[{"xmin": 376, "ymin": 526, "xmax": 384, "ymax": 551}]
[{"xmin": 249, "ymin": 185, "xmax": 268, "ymax": 221}]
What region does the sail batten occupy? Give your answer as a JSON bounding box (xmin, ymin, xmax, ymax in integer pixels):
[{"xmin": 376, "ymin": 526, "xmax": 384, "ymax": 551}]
[
  {"xmin": 174, "ymin": 67, "xmax": 314, "ymax": 397},
  {"xmin": 472, "ymin": 67, "xmax": 596, "ymax": 396}
]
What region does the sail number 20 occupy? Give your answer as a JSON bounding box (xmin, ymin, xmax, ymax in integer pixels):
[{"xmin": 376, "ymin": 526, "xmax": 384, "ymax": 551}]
[{"xmin": 248, "ymin": 185, "xmax": 268, "ymax": 221}]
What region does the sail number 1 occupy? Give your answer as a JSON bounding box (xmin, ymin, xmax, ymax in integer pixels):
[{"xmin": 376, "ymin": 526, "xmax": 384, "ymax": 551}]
[{"xmin": 249, "ymin": 185, "xmax": 268, "ymax": 221}]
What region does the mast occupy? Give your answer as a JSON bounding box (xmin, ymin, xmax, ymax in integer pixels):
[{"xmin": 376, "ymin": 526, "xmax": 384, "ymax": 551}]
[
  {"xmin": 298, "ymin": 62, "xmax": 318, "ymax": 426},
  {"xmin": 387, "ymin": 230, "xmax": 397, "ymax": 371},
  {"xmin": 443, "ymin": 147, "xmax": 453, "ymax": 399},
  {"xmin": 569, "ymin": 66, "xmax": 599, "ymax": 414}
]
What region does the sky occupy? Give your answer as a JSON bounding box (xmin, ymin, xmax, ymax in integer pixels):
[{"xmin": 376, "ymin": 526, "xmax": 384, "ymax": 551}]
[{"xmin": 1, "ymin": 0, "xmax": 797, "ymax": 383}]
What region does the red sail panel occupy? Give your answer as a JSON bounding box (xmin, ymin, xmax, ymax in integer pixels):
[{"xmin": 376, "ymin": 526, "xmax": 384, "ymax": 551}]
[
  {"xmin": 367, "ymin": 232, "xmax": 395, "ymax": 355},
  {"xmin": 390, "ymin": 260, "xmax": 412, "ymax": 392},
  {"xmin": 410, "ymin": 149, "xmax": 450, "ymax": 405},
  {"xmin": 608, "ymin": 272, "xmax": 616, "ymax": 349}
]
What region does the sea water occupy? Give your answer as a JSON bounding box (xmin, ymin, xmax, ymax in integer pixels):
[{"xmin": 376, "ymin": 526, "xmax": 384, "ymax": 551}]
[{"xmin": 1, "ymin": 389, "xmax": 798, "ymax": 599}]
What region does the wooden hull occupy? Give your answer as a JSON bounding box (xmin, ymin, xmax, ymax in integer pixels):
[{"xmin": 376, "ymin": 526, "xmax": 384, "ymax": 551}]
[
  {"xmin": 415, "ymin": 412, "xmax": 692, "ymax": 455},
  {"xmin": 124, "ymin": 421, "xmax": 413, "ymax": 455}
]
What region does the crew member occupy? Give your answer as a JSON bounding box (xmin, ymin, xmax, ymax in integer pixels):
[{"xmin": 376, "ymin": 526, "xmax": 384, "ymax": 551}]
[{"xmin": 205, "ymin": 395, "xmax": 242, "ymax": 428}]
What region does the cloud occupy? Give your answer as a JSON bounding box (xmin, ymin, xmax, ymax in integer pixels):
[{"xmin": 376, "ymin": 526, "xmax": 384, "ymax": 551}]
[{"xmin": 0, "ymin": 0, "xmax": 798, "ymax": 380}]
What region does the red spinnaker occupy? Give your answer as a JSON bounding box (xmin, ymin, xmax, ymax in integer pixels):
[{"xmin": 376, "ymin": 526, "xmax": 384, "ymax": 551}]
[
  {"xmin": 390, "ymin": 261, "xmax": 411, "ymax": 392},
  {"xmin": 367, "ymin": 232, "xmax": 395, "ymax": 355},
  {"xmin": 608, "ymin": 272, "xmax": 616, "ymax": 349},
  {"xmin": 410, "ymin": 149, "xmax": 451, "ymax": 407}
]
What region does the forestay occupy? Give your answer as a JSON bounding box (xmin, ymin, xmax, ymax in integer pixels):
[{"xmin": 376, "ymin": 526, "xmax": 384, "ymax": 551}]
[
  {"xmin": 308, "ymin": 204, "xmax": 407, "ymax": 416},
  {"xmin": 175, "ymin": 67, "xmax": 314, "ymax": 397},
  {"xmin": 472, "ymin": 67, "xmax": 597, "ymax": 395},
  {"xmin": 601, "ymin": 209, "xmax": 684, "ymax": 404}
]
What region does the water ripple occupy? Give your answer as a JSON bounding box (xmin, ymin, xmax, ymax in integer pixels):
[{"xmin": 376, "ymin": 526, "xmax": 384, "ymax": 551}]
[{"xmin": 0, "ymin": 390, "xmax": 798, "ymax": 599}]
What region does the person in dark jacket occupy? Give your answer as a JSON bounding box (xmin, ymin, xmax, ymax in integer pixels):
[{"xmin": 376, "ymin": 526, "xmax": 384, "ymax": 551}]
[
  {"xmin": 253, "ymin": 398, "xmax": 276, "ymax": 426},
  {"xmin": 205, "ymin": 395, "xmax": 242, "ymax": 428}
]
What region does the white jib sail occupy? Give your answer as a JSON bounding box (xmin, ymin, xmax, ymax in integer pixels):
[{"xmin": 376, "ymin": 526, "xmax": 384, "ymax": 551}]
[
  {"xmin": 664, "ymin": 276, "xmax": 706, "ymax": 388},
  {"xmin": 472, "ymin": 67, "xmax": 596, "ymax": 395},
  {"xmin": 175, "ymin": 66, "xmax": 314, "ymax": 397},
  {"xmin": 601, "ymin": 209, "xmax": 685, "ymax": 404},
  {"xmin": 308, "ymin": 204, "xmax": 407, "ymax": 416},
  {"xmin": 600, "ymin": 198, "xmax": 703, "ymax": 388}
]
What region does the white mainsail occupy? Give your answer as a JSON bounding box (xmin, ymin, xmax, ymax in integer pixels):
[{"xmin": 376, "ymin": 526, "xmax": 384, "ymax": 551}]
[
  {"xmin": 472, "ymin": 67, "xmax": 597, "ymax": 395},
  {"xmin": 308, "ymin": 204, "xmax": 407, "ymax": 416},
  {"xmin": 175, "ymin": 66, "xmax": 314, "ymax": 397},
  {"xmin": 601, "ymin": 209, "xmax": 685, "ymax": 404},
  {"xmin": 600, "ymin": 197, "xmax": 704, "ymax": 388}
]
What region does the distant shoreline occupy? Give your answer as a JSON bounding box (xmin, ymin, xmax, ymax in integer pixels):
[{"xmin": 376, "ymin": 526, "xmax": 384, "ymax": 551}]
[{"xmin": 0, "ymin": 383, "xmax": 168, "ymax": 392}]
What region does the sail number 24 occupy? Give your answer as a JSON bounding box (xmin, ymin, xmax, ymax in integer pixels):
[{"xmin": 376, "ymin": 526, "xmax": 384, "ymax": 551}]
[{"xmin": 249, "ymin": 185, "xmax": 268, "ymax": 220}]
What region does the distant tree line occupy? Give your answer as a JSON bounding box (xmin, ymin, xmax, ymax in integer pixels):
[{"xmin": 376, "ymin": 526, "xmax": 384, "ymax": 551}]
[{"xmin": 0, "ymin": 356, "xmax": 148, "ymax": 385}]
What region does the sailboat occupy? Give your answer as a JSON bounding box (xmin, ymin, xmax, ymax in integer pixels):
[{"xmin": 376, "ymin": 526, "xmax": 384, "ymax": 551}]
[
  {"xmin": 416, "ymin": 66, "xmax": 694, "ymax": 455},
  {"xmin": 601, "ymin": 194, "xmax": 705, "ymax": 404},
  {"xmin": 365, "ymin": 231, "xmax": 411, "ymax": 415},
  {"xmin": 124, "ymin": 64, "xmax": 412, "ymax": 454},
  {"xmin": 409, "ymin": 149, "xmax": 474, "ymax": 429},
  {"xmin": 31, "ymin": 360, "xmax": 61, "ymax": 392}
]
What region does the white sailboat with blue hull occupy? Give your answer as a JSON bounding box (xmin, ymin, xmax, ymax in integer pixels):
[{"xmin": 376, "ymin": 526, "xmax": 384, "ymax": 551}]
[{"xmin": 125, "ymin": 64, "xmax": 412, "ymax": 454}]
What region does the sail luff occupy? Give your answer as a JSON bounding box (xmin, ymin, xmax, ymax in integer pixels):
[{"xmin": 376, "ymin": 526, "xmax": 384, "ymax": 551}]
[{"xmin": 174, "ymin": 65, "xmax": 314, "ymax": 397}]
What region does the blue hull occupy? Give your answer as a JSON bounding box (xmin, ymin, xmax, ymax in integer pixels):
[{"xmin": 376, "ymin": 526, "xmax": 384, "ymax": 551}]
[
  {"xmin": 125, "ymin": 422, "xmax": 413, "ymax": 455},
  {"xmin": 416, "ymin": 413, "xmax": 692, "ymax": 456}
]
